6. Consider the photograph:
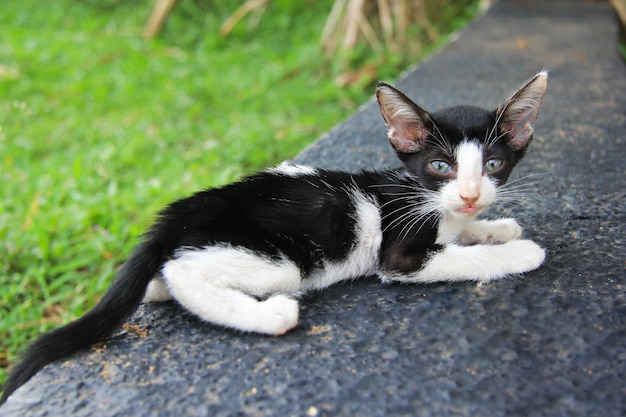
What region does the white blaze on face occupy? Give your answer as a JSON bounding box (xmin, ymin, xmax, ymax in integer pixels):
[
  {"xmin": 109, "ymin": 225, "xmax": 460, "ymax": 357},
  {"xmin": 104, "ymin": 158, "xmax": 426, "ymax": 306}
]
[
  {"xmin": 437, "ymin": 139, "xmax": 497, "ymax": 220},
  {"xmin": 455, "ymin": 141, "xmax": 484, "ymax": 205}
]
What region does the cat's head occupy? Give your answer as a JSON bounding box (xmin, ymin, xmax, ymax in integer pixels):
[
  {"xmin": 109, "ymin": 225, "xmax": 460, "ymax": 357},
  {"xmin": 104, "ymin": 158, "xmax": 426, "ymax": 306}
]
[{"xmin": 376, "ymin": 71, "xmax": 547, "ymax": 219}]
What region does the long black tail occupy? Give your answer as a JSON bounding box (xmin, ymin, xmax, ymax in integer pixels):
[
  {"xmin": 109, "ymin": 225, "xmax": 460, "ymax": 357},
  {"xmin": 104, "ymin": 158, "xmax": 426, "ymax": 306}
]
[{"xmin": 1, "ymin": 239, "xmax": 165, "ymax": 404}]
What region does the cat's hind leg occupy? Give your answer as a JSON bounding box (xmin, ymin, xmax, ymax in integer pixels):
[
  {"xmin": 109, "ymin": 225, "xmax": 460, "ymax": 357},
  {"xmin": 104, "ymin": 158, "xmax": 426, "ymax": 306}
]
[
  {"xmin": 144, "ymin": 277, "xmax": 173, "ymax": 302},
  {"xmin": 162, "ymin": 246, "xmax": 302, "ymax": 335}
]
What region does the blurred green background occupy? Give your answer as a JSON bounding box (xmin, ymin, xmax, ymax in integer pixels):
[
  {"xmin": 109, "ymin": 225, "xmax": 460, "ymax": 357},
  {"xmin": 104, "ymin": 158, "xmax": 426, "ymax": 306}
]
[{"xmin": 0, "ymin": 0, "xmax": 479, "ymax": 384}]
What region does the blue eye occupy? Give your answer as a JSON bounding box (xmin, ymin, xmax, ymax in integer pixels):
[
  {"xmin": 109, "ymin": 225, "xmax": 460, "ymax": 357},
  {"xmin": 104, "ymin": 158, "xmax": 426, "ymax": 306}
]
[
  {"xmin": 431, "ymin": 160, "xmax": 452, "ymax": 174},
  {"xmin": 484, "ymin": 159, "xmax": 503, "ymax": 172}
]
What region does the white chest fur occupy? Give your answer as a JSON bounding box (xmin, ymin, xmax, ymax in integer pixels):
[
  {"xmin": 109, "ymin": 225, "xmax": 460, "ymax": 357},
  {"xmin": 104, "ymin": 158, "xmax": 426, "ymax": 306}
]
[{"xmin": 300, "ymin": 189, "xmax": 383, "ymax": 291}]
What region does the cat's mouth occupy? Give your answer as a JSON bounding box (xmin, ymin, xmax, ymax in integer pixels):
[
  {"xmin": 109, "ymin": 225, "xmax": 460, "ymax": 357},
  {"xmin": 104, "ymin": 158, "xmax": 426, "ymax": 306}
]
[{"xmin": 456, "ymin": 205, "xmax": 483, "ymax": 215}]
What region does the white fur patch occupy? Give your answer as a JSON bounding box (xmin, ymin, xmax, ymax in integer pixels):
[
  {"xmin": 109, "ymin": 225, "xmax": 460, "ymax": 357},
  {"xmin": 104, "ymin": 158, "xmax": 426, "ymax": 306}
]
[
  {"xmin": 265, "ymin": 162, "xmax": 318, "ymax": 177},
  {"xmin": 455, "ymin": 141, "xmax": 483, "ymax": 199},
  {"xmin": 144, "ymin": 276, "xmax": 173, "ymax": 302},
  {"xmin": 300, "ymin": 189, "xmax": 382, "ymax": 291},
  {"xmin": 437, "ymin": 140, "xmax": 497, "ymax": 222},
  {"xmin": 435, "ymin": 214, "xmax": 471, "ymax": 245},
  {"xmin": 162, "ymin": 246, "xmax": 302, "ymax": 335}
]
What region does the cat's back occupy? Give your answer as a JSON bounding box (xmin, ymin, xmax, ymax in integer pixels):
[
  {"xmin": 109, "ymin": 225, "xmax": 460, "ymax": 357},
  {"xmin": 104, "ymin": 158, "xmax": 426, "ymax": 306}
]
[{"xmin": 152, "ymin": 165, "xmax": 382, "ymax": 261}]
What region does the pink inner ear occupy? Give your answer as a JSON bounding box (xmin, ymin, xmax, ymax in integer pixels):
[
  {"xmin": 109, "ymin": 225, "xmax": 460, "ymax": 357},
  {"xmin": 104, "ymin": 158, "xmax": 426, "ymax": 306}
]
[
  {"xmin": 507, "ymin": 122, "xmax": 534, "ymax": 151},
  {"xmin": 501, "ymin": 104, "xmax": 538, "ymax": 151},
  {"xmin": 388, "ymin": 123, "xmax": 429, "ymax": 153},
  {"xmin": 376, "ymin": 83, "xmax": 432, "ymax": 154}
]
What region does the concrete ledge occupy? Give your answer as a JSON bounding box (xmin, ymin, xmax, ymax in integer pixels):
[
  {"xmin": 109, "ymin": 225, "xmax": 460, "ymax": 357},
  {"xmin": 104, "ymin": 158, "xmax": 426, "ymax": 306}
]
[{"xmin": 2, "ymin": 0, "xmax": 625, "ymax": 415}]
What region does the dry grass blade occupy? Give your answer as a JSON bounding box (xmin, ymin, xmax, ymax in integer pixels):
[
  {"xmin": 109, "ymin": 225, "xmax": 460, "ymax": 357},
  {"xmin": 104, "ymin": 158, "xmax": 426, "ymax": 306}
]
[
  {"xmin": 220, "ymin": 0, "xmax": 269, "ymax": 36},
  {"xmin": 321, "ymin": 0, "xmax": 459, "ymax": 56},
  {"xmin": 144, "ymin": 0, "xmax": 178, "ymax": 38}
]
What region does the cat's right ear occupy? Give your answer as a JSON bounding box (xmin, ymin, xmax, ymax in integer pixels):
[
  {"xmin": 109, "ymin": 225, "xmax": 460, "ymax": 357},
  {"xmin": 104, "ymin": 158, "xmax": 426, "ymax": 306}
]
[
  {"xmin": 376, "ymin": 82, "xmax": 431, "ymax": 153},
  {"xmin": 497, "ymin": 71, "xmax": 548, "ymax": 151}
]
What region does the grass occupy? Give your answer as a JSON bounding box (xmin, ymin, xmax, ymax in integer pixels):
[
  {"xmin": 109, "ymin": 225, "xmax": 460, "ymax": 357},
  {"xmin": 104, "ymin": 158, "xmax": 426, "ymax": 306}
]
[{"xmin": 0, "ymin": 0, "xmax": 479, "ymax": 386}]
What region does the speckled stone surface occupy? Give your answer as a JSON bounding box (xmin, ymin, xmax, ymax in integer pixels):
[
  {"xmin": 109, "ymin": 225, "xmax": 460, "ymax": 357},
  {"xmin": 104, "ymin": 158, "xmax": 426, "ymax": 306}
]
[{"xmin": 2, "ymin": 0, "xmax": 625, "ymax": 416}]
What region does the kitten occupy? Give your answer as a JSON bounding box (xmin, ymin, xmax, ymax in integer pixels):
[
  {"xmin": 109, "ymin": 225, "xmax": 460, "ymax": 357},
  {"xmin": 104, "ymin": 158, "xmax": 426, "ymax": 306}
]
[{"xmin": 1, "ymin": 72, "xmax": 547, "ymax": 403}]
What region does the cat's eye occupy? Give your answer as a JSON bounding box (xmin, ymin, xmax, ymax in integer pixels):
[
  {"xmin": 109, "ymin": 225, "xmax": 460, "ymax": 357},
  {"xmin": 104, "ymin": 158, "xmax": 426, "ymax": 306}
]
[
  {"xmin": 430, "ymin": 160, "xmax": 453, "ymax": 174},
  {"xmin": 484, "ymin": 159, "xmax": 504, "ymax": 173}
]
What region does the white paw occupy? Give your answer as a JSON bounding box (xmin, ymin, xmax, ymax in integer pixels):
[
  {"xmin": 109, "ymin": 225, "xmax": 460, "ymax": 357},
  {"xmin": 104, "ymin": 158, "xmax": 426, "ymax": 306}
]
[
  {"xmin": 459, "ymin": 218, "xmax": 523, "ymax": 245},
  {"xmin": 503, "ymin": 239, "xmax": 546, "ymax": 273},
  {"xmin": 257, "ymin": 295, "xmax": 299, "ymax": 336},
  {"xmin": 487, "ymin": 218, "xmax": 523, "ymax": 243}
]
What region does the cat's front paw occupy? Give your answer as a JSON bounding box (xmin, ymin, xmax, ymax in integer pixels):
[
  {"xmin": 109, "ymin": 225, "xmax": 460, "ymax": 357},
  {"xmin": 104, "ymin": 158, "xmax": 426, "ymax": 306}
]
[
  {"xmin": 487, "ymin": 218, "xmax": 523, "ymax": 243},
  {"xmin": 460, "ymin": 218, "xmax": 522, "ymax": 244},
  {"xmin": 503, "ymin": 239, "xmax": 546, "ymax": 274},
  {"xmin": 257, "ymin": 295, "xmax": 299, "ymax": 336}
]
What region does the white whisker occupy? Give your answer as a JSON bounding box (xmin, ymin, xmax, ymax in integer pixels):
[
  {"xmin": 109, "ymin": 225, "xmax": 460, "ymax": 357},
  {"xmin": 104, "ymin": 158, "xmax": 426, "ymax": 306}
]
[
  {"xmin": 485, "ymin": 103, "xmax": 509, "ymax": 149},
  {"xmin": 497, "ymin": 183, "xmax": 543, "ymax": 194},
  {"xmin": 491, "ymin": 172, "xmax": 550, "ymax": 210},
  {"xmin": 428, "ymin": 119, "xmax": 454, "ymax": 155},
  {"xmin": 501, "ymin": 172, "xmax": 550, "ymax": 185},
  {"xmin": 379, "ymin": 187, "xmax": 443, "ymax": 240},
  {"xmin": 400, "ymin": 209, "xmax": 443, "ymax": 244}
]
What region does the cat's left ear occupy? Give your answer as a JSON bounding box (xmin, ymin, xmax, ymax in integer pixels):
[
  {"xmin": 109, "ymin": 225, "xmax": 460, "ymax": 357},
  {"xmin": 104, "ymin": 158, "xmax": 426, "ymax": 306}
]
[
  {"xmin": 376, "ymin": 82, "xmax": 432, "ymax": 153},
  {"xmin": 497, "ymin": 71, "xmax": 548, "ymax": 151}
]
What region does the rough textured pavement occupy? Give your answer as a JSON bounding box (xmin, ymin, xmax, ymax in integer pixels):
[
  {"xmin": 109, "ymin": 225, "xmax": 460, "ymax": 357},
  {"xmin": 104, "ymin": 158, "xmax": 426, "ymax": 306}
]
[{"xmin": 2, "ymin": 0, "xmax": 625, "ymax": 416}]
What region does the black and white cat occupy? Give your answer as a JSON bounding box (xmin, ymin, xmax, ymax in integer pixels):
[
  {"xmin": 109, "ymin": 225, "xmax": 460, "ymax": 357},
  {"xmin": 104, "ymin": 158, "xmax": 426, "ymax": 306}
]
[{"xmin": 1, "ymin": 72, "xmax": 547, "ymax": 402}]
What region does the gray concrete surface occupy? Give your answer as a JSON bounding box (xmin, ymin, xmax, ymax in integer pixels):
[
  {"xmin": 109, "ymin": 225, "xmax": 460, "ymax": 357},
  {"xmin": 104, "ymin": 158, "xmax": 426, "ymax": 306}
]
[{"xmin": 2, "ymin": 0, "xmax": 624, "ymax": 416}]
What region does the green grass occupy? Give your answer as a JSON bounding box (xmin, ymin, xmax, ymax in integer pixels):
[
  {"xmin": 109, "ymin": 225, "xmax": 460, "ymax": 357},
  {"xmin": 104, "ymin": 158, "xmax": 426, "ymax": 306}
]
[{"xmin": 0, "ymin": 0, "xmax": 479, "ymax": 385}]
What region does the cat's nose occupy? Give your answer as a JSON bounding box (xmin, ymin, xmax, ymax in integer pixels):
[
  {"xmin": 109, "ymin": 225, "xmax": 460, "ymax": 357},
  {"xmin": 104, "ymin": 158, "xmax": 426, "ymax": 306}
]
[
  {"xmin": 458, "ymin": 179, "xmax": 481, "ymax": 206},
  {"xmin": 460, "ymin": 194, "xmax": 479, "ymax": 206}
]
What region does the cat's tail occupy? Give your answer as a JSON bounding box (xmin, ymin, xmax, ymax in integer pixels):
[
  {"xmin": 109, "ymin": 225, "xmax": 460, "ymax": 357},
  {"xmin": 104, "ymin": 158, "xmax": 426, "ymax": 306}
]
[{"xmin": 1, "ymin": 238, "xmax": 166, "ymax": 404}]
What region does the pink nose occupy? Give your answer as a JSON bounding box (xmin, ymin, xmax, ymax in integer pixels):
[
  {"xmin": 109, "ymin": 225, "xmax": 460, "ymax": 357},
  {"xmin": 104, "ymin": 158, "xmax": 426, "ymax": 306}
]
[{"xmin": 461, "ymin": 195, "xmax": 479, "ymax": 206}]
